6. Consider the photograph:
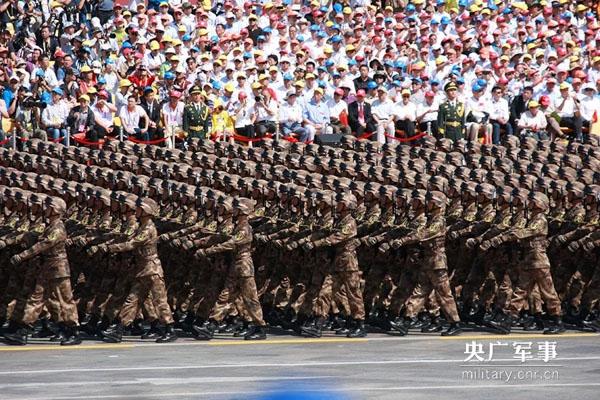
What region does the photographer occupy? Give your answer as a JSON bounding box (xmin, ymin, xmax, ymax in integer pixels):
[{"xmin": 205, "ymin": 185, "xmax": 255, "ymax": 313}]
[
  {"xmin": 252, "ymin": 85, "xmax": 277, "ymax": 138},
  {"xmin": 41, "ymin": 87, "xmax": 71, "ymax": 144},
  {"xmin": 11, "ymin": 87, "xmax": 47, "ymax": 142}
]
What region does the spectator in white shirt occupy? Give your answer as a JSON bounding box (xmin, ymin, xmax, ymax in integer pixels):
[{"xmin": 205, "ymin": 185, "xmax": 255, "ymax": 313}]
[
  {"xmin": 518, "ymin": 101, "xmax": 548, "ymax": 140},
  {"xmin": 371, "ymin": 87, "xmax": 395, "ymax": 144},
  {"xmin": 554, "ymin": 82, "xmax": 583, "ymax": 141},
  {"xmin": 41, "ymin": 88, "xmax": 71, "ymax": 144},
  {"xmin": 92, "ymin": 90, "xmax": 117, "ymax": 139},
  {"xmin": 232, "ymin": 91, "xmax": 255, "ymax": 138},
  {"xmin": 488, "ymin": 86, "xmax": 513, "ymax": 144},
  {"xmin": 279, "ymin": 91, "xmax": 307, "ymax": 139},
  {"xmin": 416, "ymin": 91, "xmax": 440, "ymax": 137},
  {"xmin": 465, "ymin": 85, "xmax": 492, "ymax": 142},
  {"xmin": 120, "ymin": 95, "xmax": 150, "ymax": 142},
  {"xmin": 326, "ymin": 88, "xmax": 351, "ymax": 135},
  {"xmin": 161, "ymin": 90, "xmax": 185, "ymax": 148},
  {"xmin": 579, "ymin": 85, "xmax": 600, "ymax": 140},
  {"xmin": 394, "ymin": 89, "xmax": 417, "ymax": 138}
]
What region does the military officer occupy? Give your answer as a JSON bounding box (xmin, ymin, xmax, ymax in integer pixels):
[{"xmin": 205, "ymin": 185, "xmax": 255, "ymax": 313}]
[
  {"xmin": 437, "ymin": 82, "xmax": 466, "ymax": 142},
  {"xmin": 182, "ymin": 86, "xmax": 211, "ymax": 140}
]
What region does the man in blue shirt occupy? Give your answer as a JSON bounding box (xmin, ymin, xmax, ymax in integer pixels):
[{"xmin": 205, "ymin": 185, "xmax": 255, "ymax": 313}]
[{"xmin": 302, "ymin": 88, "xmax": 331, "ymax": 143}]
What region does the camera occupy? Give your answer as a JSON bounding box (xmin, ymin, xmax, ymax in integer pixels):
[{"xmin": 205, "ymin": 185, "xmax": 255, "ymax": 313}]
[
  {"xmin": 255, "ymin": 95, "xmax": 263, "ymax": 102},
  {"xmin": 22, "ymin": 98, "xmax": 46, "ymax": 109}
]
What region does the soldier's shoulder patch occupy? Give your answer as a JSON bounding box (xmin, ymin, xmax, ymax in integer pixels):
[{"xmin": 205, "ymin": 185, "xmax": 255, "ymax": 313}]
[
  {"xmin": 222, "ymin": 225, "xmax": 233, "ymax": 235},
  {"xmin": 136, "ymin": 231, "xmax": 148, "ymax": 242},
  {"xmin": 235, "ymin": 231, "xmax": 245, "ymax": 241},
  {"xmin": 255, "ymin": 208, "xmax": 265, "ymax": 217},
  {"xmin": 342, "ymin": 224, "xmax": 352, "ymax": 235},
  {"xmin": 208, "ymin": 221, "xmax": 217, "ymax": 231},
  {"xmin": 48, "ymin": 230, "xmax": 59, "ymax": 241}
]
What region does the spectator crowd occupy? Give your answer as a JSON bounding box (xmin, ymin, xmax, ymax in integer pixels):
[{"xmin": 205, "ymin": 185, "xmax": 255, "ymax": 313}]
[{"xmin": 0, "ymin": 0, "xmax": 599, "ymax": 147}]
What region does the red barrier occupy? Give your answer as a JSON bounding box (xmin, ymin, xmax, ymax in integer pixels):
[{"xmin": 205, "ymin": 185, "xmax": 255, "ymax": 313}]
[
  {"xmin": 49, "ymin": 136, "xmax": 65, "ymax": 143},
  {"xmin": 127, "ymin": 136, "xmax": 168, "ymax": 145},
  {"xmin": 357, "ymin": 132, "xmax": 374, "ymax": 140},
  {"xmin": 72, "ymin": 134, "xmax": 104, "ymax": 148},
  {"xmin": 0, "ymin": 137, "xmax": 9, "ymax": 146},
  {"xmin": 232, "ymin": 134, "xmax": 264, "ymax": 143},
  {"xmin": 385, "ymin": 132, "xmax": 427, "ymax": 142}
]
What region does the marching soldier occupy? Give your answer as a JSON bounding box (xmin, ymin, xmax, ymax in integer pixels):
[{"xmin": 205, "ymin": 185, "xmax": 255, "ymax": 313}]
[
  {"xmin": 4, "ymin": 195, "xmax": 81, "ymax": 346},
  {"xmin": 484, "ymin": 192, "xmax": 565, "ymax": 335},
  {"xmin": 98, "ymin": 198, "xmax": 178, "ymax": 343},
  {"xmin": 437, "ymin": 82, "xmax": 466, "ymax": 142},
  {"xmin": 304, "ymin": 192, "xmax": 366, "ymax": 338}
]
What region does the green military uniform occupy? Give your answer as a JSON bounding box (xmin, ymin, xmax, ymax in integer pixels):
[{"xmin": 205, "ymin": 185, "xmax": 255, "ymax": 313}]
[
  {"xmin": 437, "ymin": 82, "xmax": 465, "ymax": 142},
  {"xmin": 182, "ymin": 86, "xmax": 210, "ymax": 140}
]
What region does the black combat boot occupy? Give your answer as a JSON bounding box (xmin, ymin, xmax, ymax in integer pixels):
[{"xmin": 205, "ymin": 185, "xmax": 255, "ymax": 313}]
[
  {"xmin": 244, "ymin": 325, "xmax": 267, "ymax": 340},
  {"xmin": 488, "ymin": 313, "xmax": 512, "ymax": 334},
  {"xmin": 141, "ymin": 320, "xmax": 162, "ymax": 339},
  {"xmin": 347, "ymin": 320, "xmax": 367, "ymax": 338},
  {"xmin": 388, "ymin": 317, "xmax": 409, "ymax": 336},
  {"xmin": 330, "ymin": 314, "xmax": 346, "ymax": 331},
  {"xmin": 180, "ymin": 312, "xmax": 196, "ymax": 334},
  {"xmin": 582, "ymin": 310, "xmax": 600, "ymax": 332},
  {"xmin": 441, "ymin": 322, "xmax": 463, "ymax": 336},
  {"xmin": 49, "ymin": 323, "xmax": 67, "ymax": 342},
  {"xmin": 4, "ymin": 326, "xmax": 30, "ymax": 346},
  {"xmin": 222, "ymin": 316, "xmax": 244, "ymax": 334},
  {"xmin": 523, "ymin": 313, "xmax": 544, "ymax": 331},
  {"xmin": 156, "ymin": 323, "xmax": 178, "ymax": 343},
  {"xmin": 81, "ymin": 314, "xmax": 100, "ymax": 337},
  {"xmin": 422, "ymin": 316, "xmax": 444, "ymax": 333},
  {"xmin": 101, "ymin": 323, "xmax": 124, "ymax": 343},
  {"xmin": 335, "ymin": 318, "xmax": 353, "ymax": 335},
  {"xmin": 32, "ymin": 318, "xmax": 56, "ymax": 339},
  {"xmin": 543, "ymin": 316, "xmax": 566, "ymax": 335},
  {"xmin": 61, "ymin": 326, "xmax": 82, "ymax": 346},
  {"xmin": 193, "ymin": 319, "xmax": 218, "ymax": 340},
  {"xmin": 301, "ymin": 317, "xmax": 326, "ymax": 338},
  {"xmin": 233, "ymin": 321, "xmax": 251, "ymax": 337},
  {"xmin": 130, "ymin": 319, "xmax": 145, "ymax": 336}
]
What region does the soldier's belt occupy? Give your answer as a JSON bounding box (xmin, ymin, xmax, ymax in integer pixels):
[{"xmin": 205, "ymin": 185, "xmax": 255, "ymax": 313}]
[
  {"xmin": 189, "ymin": 126, "xmax": 204, "ymax": 130},
  {"xmin": 445, "ymin": 121, "xmax": 462, "ymax": 127}
]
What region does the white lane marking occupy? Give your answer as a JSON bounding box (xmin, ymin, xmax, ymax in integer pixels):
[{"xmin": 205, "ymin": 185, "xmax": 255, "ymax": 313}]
[
  {"xmin": 9, "ymin": 382, "xmax": 600, "ymax": 400},
  {"xmin": 0, "ymin": 356, "xmax": 598, "ymax": 375},
  {"xmin": 0, "ymin": 375, "xmax": 329, "ymax": 390}
]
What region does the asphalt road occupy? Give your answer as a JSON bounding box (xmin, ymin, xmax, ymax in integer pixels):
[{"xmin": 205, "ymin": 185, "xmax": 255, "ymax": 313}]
[{"xmin": 0, "ymin": 330, "xmax": 598, "ymax": 400}]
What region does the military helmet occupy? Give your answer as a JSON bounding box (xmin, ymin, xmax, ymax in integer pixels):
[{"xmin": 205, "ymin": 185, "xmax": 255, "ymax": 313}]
[
  {"xmin": 135, "ymin": 197, "xmax": 159, "ymax": 217},
  {"xmin": 335, "ymin": 192, "xmax": 357, "ymax": 210},
  {"xmin": 44, "ymin": 196, "xmax": 67, "ymax": 215},
  {"xmin": 475, "ymin": 183, "xmax": 496, "ymax": 201},
  {"xmin": 527, "ymin": 191, "xmax": 549, "ymax": 211},
  {"xmin": 233, "ymin": 197, "xmax": 255, "ymax": 215}
]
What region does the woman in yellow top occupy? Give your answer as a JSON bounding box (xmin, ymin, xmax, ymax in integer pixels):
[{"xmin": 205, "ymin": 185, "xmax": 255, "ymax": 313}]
[{"xmin": 210, "ymin": 99, "xmax": 234, "ymax": 143}]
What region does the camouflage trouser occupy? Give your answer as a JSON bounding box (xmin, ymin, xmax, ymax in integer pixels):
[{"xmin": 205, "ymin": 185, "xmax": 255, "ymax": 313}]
[
  {"xmin": 209, "ymin": 273, "xmax": 265, "ymax": 326},
  {"xmin": 405, "ymin": 268, "xmax": 460, "ymax": 323},
  {"xmin": 119, "ymin": 274, "xmax": 174, "ymax": 326},
  {"xmin": 363, "ymin": 263, "xmax": 388, "ymax": 315},
  {"xmin": 508, "ymin": 268, "xmax": 561, "ymax": 318},
  {"xmin": 389, "ymin": 266, "xmax": 417, "ymax": 317},
  {"xmin": 332, "ymin": 270, "xmax": 365, "ymax": 321},
  {"xmin": 580, "ymin": 264, "xmax": 600, "ymax": 311},
  {"xmin": 5, "ymin": 262, "xmax": 39, "ymax": 322},
  {"xmin": 22, "ymin": 277, "xmax": 79, "ymax": 327},
  {"xmin": 192, "ymin": 258, "xmax": 229, "ymax": 319}
]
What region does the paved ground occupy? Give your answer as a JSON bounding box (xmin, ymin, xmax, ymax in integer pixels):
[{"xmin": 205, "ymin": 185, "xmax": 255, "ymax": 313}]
[{"xmin": 0, "ymin": 330, "xmax": 598, "ymax": 400}]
